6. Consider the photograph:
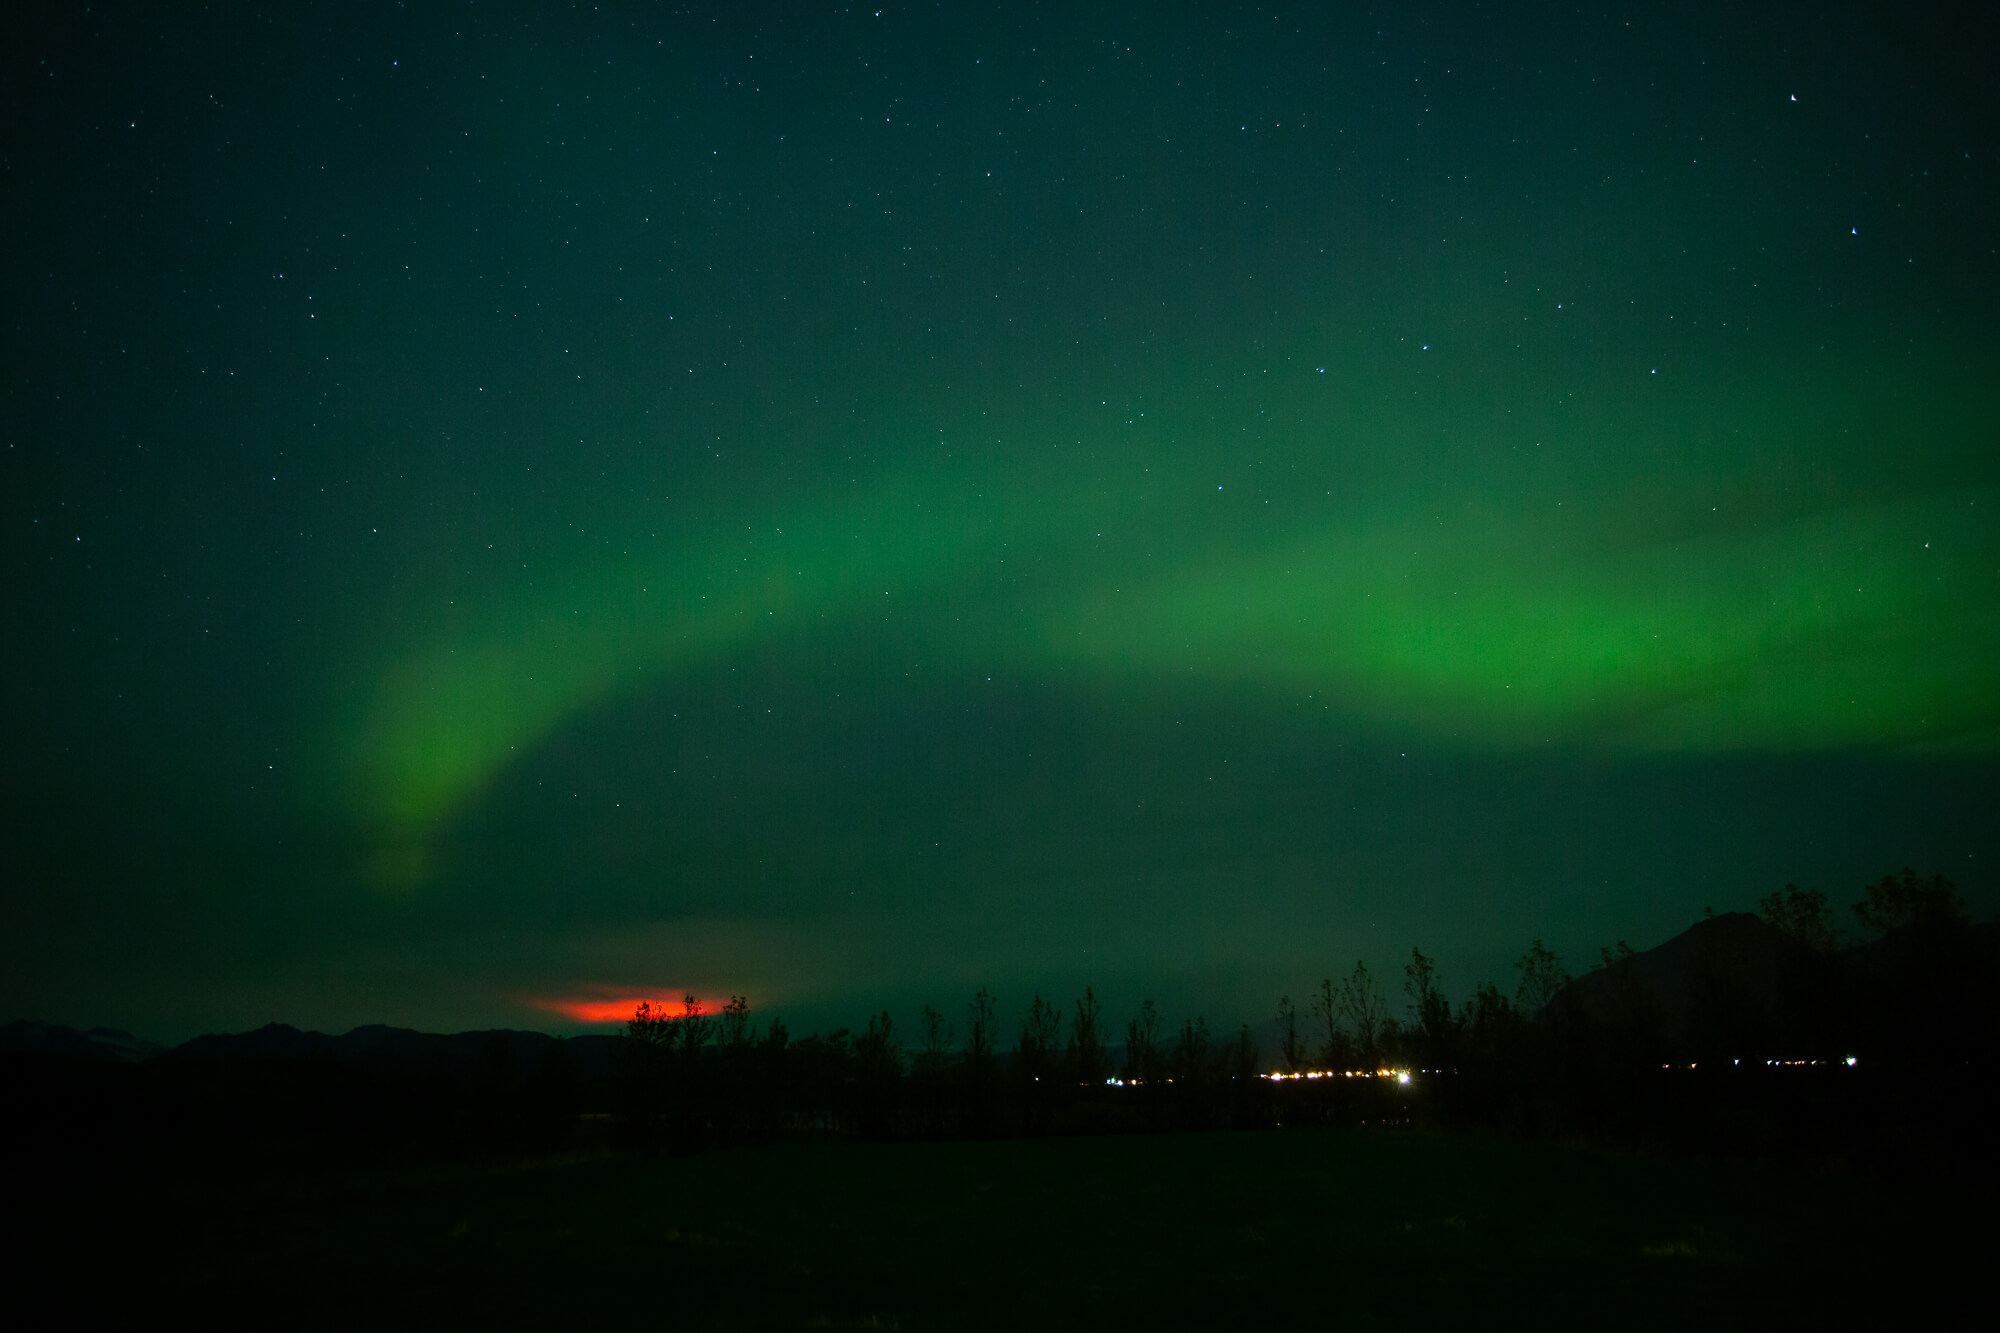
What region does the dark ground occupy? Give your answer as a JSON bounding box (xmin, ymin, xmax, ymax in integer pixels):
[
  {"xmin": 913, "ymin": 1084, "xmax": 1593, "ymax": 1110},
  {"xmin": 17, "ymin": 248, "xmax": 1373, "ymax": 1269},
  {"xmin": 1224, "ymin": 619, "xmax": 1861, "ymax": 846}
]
[{"xmin": 27, "ymin": 1125, "xmax": 1987, "ymax": 1328}]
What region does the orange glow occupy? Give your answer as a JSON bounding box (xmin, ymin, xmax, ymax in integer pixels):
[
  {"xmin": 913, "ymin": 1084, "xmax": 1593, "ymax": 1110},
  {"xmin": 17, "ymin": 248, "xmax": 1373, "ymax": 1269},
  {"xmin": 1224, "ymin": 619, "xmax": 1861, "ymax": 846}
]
[{"xmin": 526, "ymin": 987, "xmax": 713, "ymax": 1025}]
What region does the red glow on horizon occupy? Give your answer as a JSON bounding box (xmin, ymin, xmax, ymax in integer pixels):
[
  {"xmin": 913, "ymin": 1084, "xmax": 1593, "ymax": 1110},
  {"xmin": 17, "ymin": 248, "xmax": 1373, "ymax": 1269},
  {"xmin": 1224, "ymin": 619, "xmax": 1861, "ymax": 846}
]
[{"xmin": 526, "ymin": 988, "xmax": 715, "ymax": 1025}]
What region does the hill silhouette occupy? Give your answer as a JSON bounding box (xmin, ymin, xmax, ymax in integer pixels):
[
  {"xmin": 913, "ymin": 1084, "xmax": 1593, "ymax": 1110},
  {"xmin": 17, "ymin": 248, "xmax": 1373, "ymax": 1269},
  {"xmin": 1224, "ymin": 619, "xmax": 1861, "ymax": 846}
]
[
  {"xmin": 1559, "ymin": 912, "xmax": 1810, "ymax": 1044},
  {"xmin": 0, "ymin": 1019, "xmax": 168, "ymax": 1062},
  {"xmin": 168, "ymin": 1022, "xmax": 623, "ymax": 1082}
]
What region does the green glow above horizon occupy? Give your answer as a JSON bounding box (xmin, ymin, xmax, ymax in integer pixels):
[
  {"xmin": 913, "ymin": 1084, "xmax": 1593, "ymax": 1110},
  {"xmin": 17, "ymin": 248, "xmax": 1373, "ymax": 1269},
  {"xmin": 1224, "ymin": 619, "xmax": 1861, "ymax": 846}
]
[
  {"xmin": 21, "ymin": 2, "xmax": 2000, "ymax": 1042},
  {"xmin": 1055, "ymin": 488, "xmax": 1999, "ymax": 751},
  {"xmin": 333, "ymin": 363, "xmax": 2000, "ymax": 854}
]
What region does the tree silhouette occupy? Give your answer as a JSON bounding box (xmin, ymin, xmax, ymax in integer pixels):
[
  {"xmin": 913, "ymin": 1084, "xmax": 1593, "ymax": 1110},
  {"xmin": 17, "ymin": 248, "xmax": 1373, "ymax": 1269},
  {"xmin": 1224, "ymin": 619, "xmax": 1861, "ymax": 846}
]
[
  {"xmin": 719, "ymin": 995, "xmax": 752, "ymax": 1047},
  {"xmin": 1015, "ymin": 994, "xmax": 1064, "ymax": 1133},
  {"xmin": 915, "ymin": 1003, "xmax": 953, "ymax": 1075},
  {"xmin": 1854, "ymin": 868, "xmax": 1970, "ymax": 937},
  {"xmin": 1759, "ymin": 885, "xmax": 1839, "ymax": 953},
  {"xmin": 558, "ymin": 881, "xmax": 2000, "ymax": 1160},
  {"xmin": 1016, "ymin": 994, "xmax": 1063, "ymax": 1077},
  {"xmin": 1852, "ymin": 869, "xmax": 1983, "ymax": 1067},
  {"xmin": 1066, "ymin": 986, "xmax": 1108, "ymax": 1086},
  {"xmin": 1124, "ymin": 1000, "xmax": 1162, "ymax": 1083},
  {"xmin": 787, "ymin": 1028, "xmax": 855, "ymax": 1135},
  {"xmin": 1223, "ymin": 1023, "xmax": 1259, "ymax": 1082},
  {"xmin": 1170, "ymin": 1016, "xmax": 1211, "ymax": 1085},
  {"xmin": 1514, "ymin": 940, "xmax": 1570, "ymax": 1017},
  {"xmin": 1403, "ymin": 948, "xmax": 1456, "ymax": 1066},
  {"xmin": 965, "ymin": 988, "xmax": 999, "ymax": 1133},
  {"xmin": 858, "ymin": 1011, "xmax": 902, "ymax": 1076},
  {"xmin": 965, "ymin": 988, "xmax": 998, "ymax": 1071},
  {"xmin": 1222, "ymin": 1023, "xmax": 1264, "ymax": 1128},
  {"xmin": 674, "ymin": 993, "xmax": 714, "ymax": 1056},
  {"xmin": 1168, "ymin": 1016, "xmax": 1213, "ymax": 1127},
  {"xmin": 1338, "ymin": 961, "xmax": 1386, "ymax": 1067},
  {"xmin": 1308, "ymin": 978, "xmax": 1349, "ymax": 1071},
  {"xmin": 912, "ymin": 1003, "xmax": 954, "ymax": 1137},
  {"xmin": 1275, "ymin": 995, "xmax": 1308, "ymax": 1074},
  {"xmin": 1465, "ymin": 982, "xmax": 1516, "ymax": 1052},
  {"xmin": 621, "ymin": 1001, "xmax": 684, "ymax": 1149},
  {"xmin": 1750, "ymin": 885, "xmax": 1848, "ymax": 1058},
  {"xmin": 855, "ymin": 1011, "xmax": 903, "ymax": 1140},
  {"xmin": 711, "ymin": 996, "xmax": 754, "ymax": 1142},
  {"xmin": 626, "ymin": 999, "xmax": 674, "ymax": 1049}
]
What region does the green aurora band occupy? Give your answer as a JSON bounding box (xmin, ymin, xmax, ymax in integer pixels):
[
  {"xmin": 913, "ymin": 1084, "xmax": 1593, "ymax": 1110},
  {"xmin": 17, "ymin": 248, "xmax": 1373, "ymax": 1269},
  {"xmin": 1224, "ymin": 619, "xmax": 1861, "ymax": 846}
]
[{"xmin": 334, "ymin": 352, "xmax": 2000, "ymax": 866}]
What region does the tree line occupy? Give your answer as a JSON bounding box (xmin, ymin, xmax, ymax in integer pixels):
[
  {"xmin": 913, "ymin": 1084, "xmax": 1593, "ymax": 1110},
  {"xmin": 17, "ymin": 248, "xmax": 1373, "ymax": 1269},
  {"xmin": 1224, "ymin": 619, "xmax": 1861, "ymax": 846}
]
[
  {"xmin": 14, "ymin": 868, "xmax": 1981, "ymax": 1176},
  {"xmin": 613, "ymin": 868, "xmax": 1997, "ymax": 1165}
]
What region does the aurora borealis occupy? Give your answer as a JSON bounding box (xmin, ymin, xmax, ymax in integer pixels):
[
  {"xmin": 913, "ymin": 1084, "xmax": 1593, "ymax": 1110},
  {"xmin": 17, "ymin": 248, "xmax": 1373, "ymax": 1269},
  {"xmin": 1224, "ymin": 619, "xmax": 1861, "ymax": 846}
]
[{"xmin": 5, "ymin": 2, "xmax": 1996, "ymax": 1039}]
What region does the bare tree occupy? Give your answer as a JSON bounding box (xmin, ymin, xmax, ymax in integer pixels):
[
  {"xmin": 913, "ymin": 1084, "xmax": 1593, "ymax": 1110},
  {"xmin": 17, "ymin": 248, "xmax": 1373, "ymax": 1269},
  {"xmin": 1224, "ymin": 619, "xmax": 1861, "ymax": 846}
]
[
  {"xmin": 1276, "ymin": 995, "xmax": 1308, "ymax": 1074},
  {"xmin": 1067, "ymin": 986, "xmax": 1108, "ymax": 1085},
  {"xmin": 912, "ymin": 1003, "xmax": 953, "ymax": 1137},
  {"xmin": 1016, "ymin": 993, "xmax": 1064, "ymax": 1090},
  {"xmin": 626, "ymin": 1000, "xmax": 674, "ymax": 1050},
  {"xmin": 1018, "ymin": 994, "xmax": 1062, "ymax": 1059},
  {"xmin": 619, "ymin": 1002, "xmax": 674, "ymax": 1146},
  {"xmin": 1124, "ymin": 1000, "xmax": 1161, "ymax": 1083},
  {"xmin": 719, "ymin": 995, "xmax": 752, "ymax": 1047},
  {"xmin": 1338, "ymin": 961, "xmax": 1386, "ymax": 1066},
  {"xmin": 1854, "ymin": 868, "xmax": 1970, "ymax": 937},
  {"xmin": 1853, "ymin": 868, "xmax": 1981, "ymax": 1063},
  {"xmin": 1403, "ymin": 948, "xmax": 1456, "ymax": 1062},
  {"xmin": 674, "ymin": 993, "xmax": 714, "ymax": 1057},
  {"xmin": 1308, "ymin": 977, "xmax": 1343, "ymax": 1070},
  {"xmin": 963, "ymin": 988, "xmax": 1000, "ymax": 1134},
  {"xmin": 1514, "ymin": 940, "xmax": 1570, "ymax": 1016},
  {"xmin": 623, "ymin": 997, "xmax": 710, "ymax": 1150},
  {"xmin": 858, "ymin": 1010, "xmax": 902, "ymax": 1075},
  {"xmin": 1224, "ymin": 1023, "xmax": 1259, "ymax": 1082},
  {"xmin": 1170, "ymin": 1016, "xmax": 1211, "ymax": 1086},
  {"xmin": 965, "ymin": 988, "xmax": 998, "ymax": 1074},
  {"xmin": 1466, "ymin": 982, "xmax": 1516, "ymax": 1053},
  {"xmin": 915, "ymin": 1003, "xmax": 953, "ymax": 1074},
  {"xmin": 1760, "ymin": 884, "xmax": 1839, "ymax": 953},
  {"xmin": 625, "ymin": 996, "xmax": 712, "ymax": 1064}
]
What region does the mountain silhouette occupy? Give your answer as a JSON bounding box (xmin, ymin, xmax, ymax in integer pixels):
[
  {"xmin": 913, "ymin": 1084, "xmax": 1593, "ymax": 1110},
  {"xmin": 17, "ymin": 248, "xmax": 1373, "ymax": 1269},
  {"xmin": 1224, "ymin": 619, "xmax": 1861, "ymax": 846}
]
[
  {"xmin": 167, "ymin": 1022, "xmax": 623, "ymax": 1081},
  {"xmin": 0, "ymin": 1020, "xmax": 169, "ymax": 1062},
  {"xmin": 1559, "ymin": 912, "xmax": 1813, "ymax": 1043}
]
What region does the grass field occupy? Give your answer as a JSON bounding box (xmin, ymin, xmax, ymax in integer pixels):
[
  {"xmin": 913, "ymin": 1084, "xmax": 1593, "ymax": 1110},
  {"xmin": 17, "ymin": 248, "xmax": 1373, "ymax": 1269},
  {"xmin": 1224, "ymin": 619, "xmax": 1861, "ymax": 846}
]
[{"xmin": 41, "ymin": 1127, "xmax": 1987, "ymax": 1328}]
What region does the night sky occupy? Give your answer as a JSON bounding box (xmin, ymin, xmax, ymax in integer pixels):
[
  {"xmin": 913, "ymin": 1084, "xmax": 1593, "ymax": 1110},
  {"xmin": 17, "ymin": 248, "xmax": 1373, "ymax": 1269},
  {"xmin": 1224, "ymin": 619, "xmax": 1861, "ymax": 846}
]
[{"xmin": 6, "ymin": 2, "xmax": 1996, "ymax": 1041}]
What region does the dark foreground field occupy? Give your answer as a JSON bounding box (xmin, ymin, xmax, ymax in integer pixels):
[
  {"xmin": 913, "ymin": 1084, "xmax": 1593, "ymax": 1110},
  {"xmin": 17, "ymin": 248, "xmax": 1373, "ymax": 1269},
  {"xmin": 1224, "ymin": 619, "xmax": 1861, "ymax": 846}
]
[{"xmin": 29, "ymin": 1126, "xmax": 1988, "ymax": 1328}]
